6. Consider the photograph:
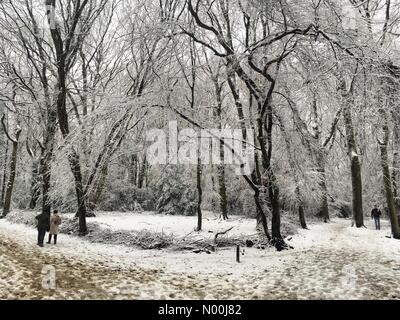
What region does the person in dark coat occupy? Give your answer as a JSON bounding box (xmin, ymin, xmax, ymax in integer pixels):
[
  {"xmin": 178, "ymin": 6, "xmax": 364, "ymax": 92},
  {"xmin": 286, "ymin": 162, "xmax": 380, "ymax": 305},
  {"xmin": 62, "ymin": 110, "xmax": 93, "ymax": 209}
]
[
  {"xmin": 35, "ymin": 212, "xmax": 50, "ymax": 247},
  {"xmin": 371, "ymin": 205, "xmax": 382, "ymax": 230}
]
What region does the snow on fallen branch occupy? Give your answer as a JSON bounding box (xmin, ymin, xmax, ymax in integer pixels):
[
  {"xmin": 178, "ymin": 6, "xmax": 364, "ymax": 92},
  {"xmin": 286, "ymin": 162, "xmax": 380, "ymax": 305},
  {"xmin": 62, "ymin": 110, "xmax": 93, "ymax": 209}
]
[
  {"xmin": 214, "ymin": 227, "xmax": 234, "ymax": 244},
  {"xmin": 5, "ymin": 212, "xmax": 268, "ymax": 252}
]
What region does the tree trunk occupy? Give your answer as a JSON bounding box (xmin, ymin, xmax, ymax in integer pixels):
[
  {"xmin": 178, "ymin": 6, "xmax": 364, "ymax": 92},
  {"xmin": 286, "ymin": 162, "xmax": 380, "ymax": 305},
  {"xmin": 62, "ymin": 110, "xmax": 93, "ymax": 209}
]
[
  {"xmin": 129, "ymin": 154, "xmax": 138, "ymax": 186},
  {"xmin": 392, "ymin": 113, "xmax": 400, "ymax": 207},
  {"xmin": 137, "ymin": 155, "xmax": 147, "ymax": 189},
  {"xmin": 0, "ymin": 139, "xmax": 8, "ymax": 207},
  {"xmin": 57, "ymin": 62, "xmax": 88, "ymax": 234},
  {"xmin": 196, "ymin": 135, "xmax": 202, "ymax": 231},
  {"xmin": 2, "ymin": 138, "xmax": 20, "ymax": 217},
  {"xmin": 41, "ymin": 151, "xmax": 52, "ymax": 218},
  {"xmin": 87, "ymin": 164, "xmax": 108, "ymax": 214},
  {"xmin": 215, "ymin": 80, "xmax": 228, "ymax": 220},
  {"xmin": 316, "ymin": 152, "xmax": 330, "ymax": 222},
  {"xmin": 46, "ymin": 0, "xmax": 91, "ymax": 235},
  {"xmin": 68, "ymin": 151, "xmax": 88, "ymax": 234},
  {"xmin": 218, "ymin": 163, "xmax": 228, "ymax": 220},
  {"xmin": 350, "ymin": 155, "xmax": 364, "ymax": 227},
  {"xmin": 380, "ymin": 142, "xmax": 400, "ymax": 238},
  {"xmin": 298, "ymin": 202, "xmax": 307, "ymax": 229},
  {"xmin": 269, "ymin": 172, "xmax": 281, "ymax": 239},
  {"xmin": 40, "ymin": 102, "xmax": 58, "ymax": 219},
  {"xmin": 251, "ymin": 165, "xmax": 264, "ymax": 232},
  {"xmin": 28, "ymin": 160, "xmax": 40, "ymax": 210},
  {"xmin": 253, "ymin": 187, "xmax": 270, "ymax": 240},
  {"xmin": 342, "ymin": 95, "xmax": 364, "ymax": 227},
  {"xmin": 249, "ymin": 96, "xmax": 264, "ymax": 231},
  {"xmin": 227, "ymin": 74, "xmax": 247, "ymax": 141},
  {"xmin": 296, "ymin": 186, "xmax": 308, "ymax": 229},
  {"xmin": 210, "ymin": 166, "xmax": 217, "ymax": 212},
  {"xmin": 259, "ymin": 104, "xmax": 285, "ymax": 247},
  {"xmin": 311, "ymin": 95, "xmax": 329, "ymax": 222},
  {"xmin": 379, "ymin": 110, "xmax": 400, "ymax": 239}
]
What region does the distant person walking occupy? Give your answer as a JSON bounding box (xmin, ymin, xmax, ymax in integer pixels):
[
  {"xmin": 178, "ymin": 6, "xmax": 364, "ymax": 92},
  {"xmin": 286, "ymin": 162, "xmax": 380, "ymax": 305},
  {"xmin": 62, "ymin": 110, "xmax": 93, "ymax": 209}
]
[
  {"xmin": 35, "ymin": 212, "xmax": 50, "ymax": 247},
  {"xmin": 371, "ymin": 205, "xmax": 382, "ymax": 230},
  {"xmin": 47, "ymin": 210, "xmax": 62, "ymax": 245}
]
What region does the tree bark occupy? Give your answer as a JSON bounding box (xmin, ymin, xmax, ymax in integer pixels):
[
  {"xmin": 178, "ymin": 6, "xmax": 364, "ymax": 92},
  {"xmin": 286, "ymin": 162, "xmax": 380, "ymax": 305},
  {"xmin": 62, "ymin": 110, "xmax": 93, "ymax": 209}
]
[
  {"xmin": 249, "ymin": 95, "xmax": 264, "ymax": 231},
  {"xmin": 311, "ymin": 95, "xmax": 330, "ymax": 222},
  {"xmin": 379, "ymin": 110, "xmax": 400, "ymax": 238},
  {"xmin": 46, "ymin": 0, "xmax": 90, "ymax": 234},
  {"xmin": 380, "ymin": 143, "xmax": 400, "ymax": 238},
  {"xmin": 218, "ymin": 162, "xmax": 228, "ymax": 220},
  {"xmin": 129, "ymin": 154, "xmax": 138, "ymax": 186},
  {"xmin": 0, "ymin": 138, "xmax": 8, "ymax": 207},
  {"xmin": 1, "ymin": 128, "xmax": 21, "ymax": 217},
  {"xmin": 87, "ymin": 164, "xmax": 108, "ymax": 213},
  {"xmin": 28, "ymin": 160, "xmax": 40, "ymax": 210},
  {"xmin": 316, "ymin": 151, "xmax": 330, "ymax": 222},
  {"xmin": 137, "ymin": 155, "xmax": 147, "ymax": 189},
  {"xmin": 342, "ymin": 90, "xmax": 364, "ymax": 227},
  {"xmin": 392, "ymin": 112, "xmax": 400, "ymax": 207},
  {"xmin": 252, "ymin": 185, "xmax": 271, "ymax": 240},
  {"xmin": 57, "ymin": 68, "xmax": 88, "ymax": 233},
  {"xmin": 269, "ymin": 171, "xmax": 282, "ymax": 239},
  {"xmin": 260, "ymin": 100, "xmax": 283, "ymax": 244},
  {"xmin": 297, "ymin": 195, "xmax": 308, "ymax": 229},
  {"xmin": 196, "ymin": 135, "xmax": 203, "ymax": 231},
  {"xmin": 68, "ymin": 151, "xmax": 88, "ymax": 234},
  {"xmin": 214, "ymin": 77, "xmax": 228, "ymax": 220}
]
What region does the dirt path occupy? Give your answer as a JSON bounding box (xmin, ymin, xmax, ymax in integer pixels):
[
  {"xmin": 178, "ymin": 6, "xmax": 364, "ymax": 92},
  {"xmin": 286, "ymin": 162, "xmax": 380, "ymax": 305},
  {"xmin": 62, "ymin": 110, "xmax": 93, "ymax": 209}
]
[{"xmin": 0, "ymin": 219, "xmax": 399, "ymax": 299}]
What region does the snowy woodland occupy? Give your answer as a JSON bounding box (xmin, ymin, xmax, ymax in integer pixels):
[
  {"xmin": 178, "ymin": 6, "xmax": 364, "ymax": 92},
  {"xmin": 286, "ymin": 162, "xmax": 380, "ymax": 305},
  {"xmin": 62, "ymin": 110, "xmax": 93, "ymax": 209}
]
[{"xmin": 0, "ymin": 0, "xmax": 400, "ymax": 300}]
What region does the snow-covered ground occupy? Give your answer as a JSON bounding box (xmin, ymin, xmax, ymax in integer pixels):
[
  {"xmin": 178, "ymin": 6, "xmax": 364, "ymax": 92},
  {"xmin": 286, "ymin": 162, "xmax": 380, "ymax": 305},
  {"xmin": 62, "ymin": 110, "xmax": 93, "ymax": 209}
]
[
  {"xmin": 90, "ymin": 211, "xmax": 258, "ymax": 237},
  {"xmin": 0, "ymin": 215, "xmax": 399, "ymax": 299}
]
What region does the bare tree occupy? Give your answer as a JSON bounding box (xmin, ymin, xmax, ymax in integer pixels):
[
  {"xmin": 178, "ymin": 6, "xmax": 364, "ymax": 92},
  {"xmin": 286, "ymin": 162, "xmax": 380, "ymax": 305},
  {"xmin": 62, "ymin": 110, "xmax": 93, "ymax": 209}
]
[{"xmin": 0, "ymin": 112, "xmax": 21, "ymax": 217}]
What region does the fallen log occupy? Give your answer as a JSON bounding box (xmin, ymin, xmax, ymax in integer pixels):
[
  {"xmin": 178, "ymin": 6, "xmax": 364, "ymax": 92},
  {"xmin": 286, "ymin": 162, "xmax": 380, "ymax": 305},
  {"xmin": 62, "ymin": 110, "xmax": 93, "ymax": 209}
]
[{"xmin": 214, "ymin": 227, "xmax": 234, "ymax": 244}]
